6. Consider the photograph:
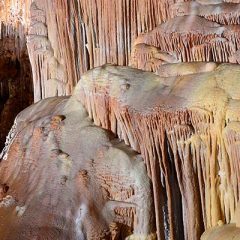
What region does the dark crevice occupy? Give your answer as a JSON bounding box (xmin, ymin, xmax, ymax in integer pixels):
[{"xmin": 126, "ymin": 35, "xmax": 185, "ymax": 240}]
[{"xmin": 0, "ymin": 55, "xmax": 33, "ymax": 151}]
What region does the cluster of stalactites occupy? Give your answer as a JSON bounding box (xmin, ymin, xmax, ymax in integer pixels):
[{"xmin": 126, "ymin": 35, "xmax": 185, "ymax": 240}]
[
  {"xmin": 26, "ymin": 0, "xmax": 70, "ymax": 102},
  {"xmin": 131, "ymin": 1, "xmax": 240, "ymax": 73},
  {"xmin": 25, "ymin": 0, "xmax": 194, "ymax": 102},
  {"xmin": 0, "ymin": 0, "xmax": 31, "ymax": 42},
  {"xmin": 3, "ymin": 0, "xmax": 240, "ymax": 101},
  {"xmin": 170, "ymin": 1, "xmax": 240, "ymax": 25},
  {"xmin": 77, "ymin": 65, "xmax": 240, "ymax": 240},
  {"xmin": 0, "ymin": 0, "xmax": 32, "ymax": 64},
  {"xmin": 131, "ymin": 32, "xmax": 239, "ymax": 73}
]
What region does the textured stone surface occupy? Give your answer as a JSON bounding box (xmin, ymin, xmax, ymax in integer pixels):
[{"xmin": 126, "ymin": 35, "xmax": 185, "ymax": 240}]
[
  {"xmin": 0, "ymin": 95, "xmax": 154, "ymax": 239},
  {"xmin": 0, "ymin": 1, "xmax": 240, "ymax": 240},
  {"xmin": 3, "ymin": 0, "xmax": 240, "ymax": 100},
  {"xmin": 78, "ymin": 63, "xmax": 240, "ymax": 240},
  {"xmin": 25, "ymin": 0, "xmax": 179, "ymax": 101},
  {"xmin": 0, "ymin": 0, "xmax": 33, "ymax": 150},
  {"xmin": 131, "ymin": 1, "xmax": 240, "ymax": 73},
  {"xmin": 131, "ymin": 15, "xmax": 240, "ymax": 72}
]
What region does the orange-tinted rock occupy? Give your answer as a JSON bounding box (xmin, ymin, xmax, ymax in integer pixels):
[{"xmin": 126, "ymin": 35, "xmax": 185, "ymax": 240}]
[
  {"xmin": 0, "ymin": 95, "xmax": 155, "ymax": 239},
  {"xmin": 1, "ymin": 1, "xmax": 240, "ymax": 239},
  {"xmin": 78, "ymin": 63, "xmax": 240, "ymax": 240},
  {"xmin": 25, "ymin": 0, "xmax": 179, "ymax": 101},
  {"xmin": 131, "ymin": 15, "xmax": 240, "ymax": 73},
  {"xmin": 201, "ymin": 223, "xmax": 240, "ymax": 240},
  {"xmin": 3, "ymin": 0, "xmax": 240, "ymax": 101},
  {"xmin": 171, "ymin": 1, "xmax": 240, "ymax": 25}
]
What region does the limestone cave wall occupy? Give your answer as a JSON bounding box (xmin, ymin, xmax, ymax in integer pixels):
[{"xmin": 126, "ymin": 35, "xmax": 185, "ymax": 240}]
[
  {"xmin": 0, "ymin": 1, "xmax": 33, "ymax": 149},
  {"xmin": 0, "ymin": 1, "xmax": 240, "ymax": 240}
]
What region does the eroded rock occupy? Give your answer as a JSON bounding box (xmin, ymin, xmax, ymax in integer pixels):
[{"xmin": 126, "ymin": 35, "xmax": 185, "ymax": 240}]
[{"xmin": 0, "ymin": 95, "xmax": 154, "ymax": 239}]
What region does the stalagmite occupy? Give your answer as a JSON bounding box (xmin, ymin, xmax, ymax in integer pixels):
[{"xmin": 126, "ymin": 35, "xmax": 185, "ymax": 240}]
[{"xmin": 201, "ymin": 203, "xmax": 240, "ymax": 240}]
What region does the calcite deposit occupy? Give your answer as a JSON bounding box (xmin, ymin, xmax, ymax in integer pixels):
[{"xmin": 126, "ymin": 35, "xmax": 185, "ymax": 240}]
[
  {"xmin": 0, "ymin": 43, "xmax": 33, "ymax": 150},
  {"xmin": 0, "ymin": 0, "xmax": 33, "ymax": 149},
  {"xmin": 78, "ymin": 63, "xmax": 240, "ymax": 240},
  {"xmin": 0, "ymin": 0, "xmax": 240, "ymax": 240},
  {"xmin": 0, "ymin": 95, "xmax": 154, "ymax": 239}
]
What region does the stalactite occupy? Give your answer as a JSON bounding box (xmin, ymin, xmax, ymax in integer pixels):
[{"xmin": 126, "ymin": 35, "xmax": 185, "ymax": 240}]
[
  {"xmin": 0, "ymin": 0, "xmax": 33, "ymax": 150},
  {"xmin": 77, "ymin": 63, "xmax": 240, "ymax": 240},
  {"xmin": 131, "ymin": 15, "xmax": 240, "ymax": 73},
  {"xmin": 24, "ymin": 0, "xmax": 192, "ymax": 101},
  {"xmin": 171, "ymin": 1, "xmax": 240, "ymax": 25},
  {"xmin": 1, "ymin": 1, "xmax": 240, "ymax": 239},
  {"xmin": 3, "ymin": 0, "xmax": 240, "ymax": 102}
]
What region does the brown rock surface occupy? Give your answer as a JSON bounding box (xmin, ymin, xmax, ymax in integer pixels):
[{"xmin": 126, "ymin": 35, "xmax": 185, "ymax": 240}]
[
  {"xmin": 0, "ymin": 95, "xmax": 155, "ymax": 239},
  {"xmin": 0, "ymin": 43, "xmax": 33, "ymax": 150},
  {"xmin": 0, "ymin": 0, "xmax": 33, "ymax": 150},
  {"xmin": 1, "ymin": 1, "xmax": 240, "ymax": 240}
]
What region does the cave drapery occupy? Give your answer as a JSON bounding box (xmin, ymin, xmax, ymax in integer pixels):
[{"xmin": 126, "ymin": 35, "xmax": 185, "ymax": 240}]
[{"xmin": 0, "ymin": 0, "xmax": 240, "ymax": 240}]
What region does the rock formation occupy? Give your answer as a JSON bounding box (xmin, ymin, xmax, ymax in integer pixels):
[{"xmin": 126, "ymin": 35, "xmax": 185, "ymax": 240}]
[
  {"xmin": 0, "ymin": 0, "xmax": 33, "ymax": 149},
  {"xmin": 78, "ymin": 63, "xmax": 240, "ymax": 240},
  {"xmin": 0, "ymin": 95, "xmax": 155, "ymax": 239},
  {"xmin": 0, "ymin": 0, "xmax": 240, "ymax": 240}
]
